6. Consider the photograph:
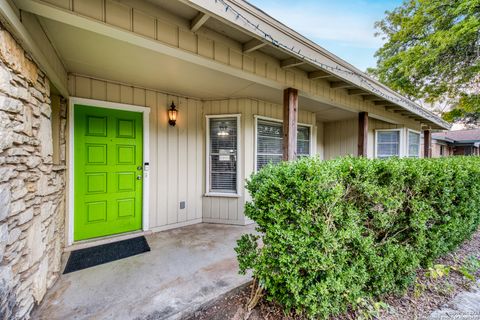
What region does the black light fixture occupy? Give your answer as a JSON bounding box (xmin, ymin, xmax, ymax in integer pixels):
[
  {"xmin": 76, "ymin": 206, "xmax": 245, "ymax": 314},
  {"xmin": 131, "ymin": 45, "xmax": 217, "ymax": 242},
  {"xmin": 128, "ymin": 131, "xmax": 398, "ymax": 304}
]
[{"xmin": 168, "ymin": 101, "xmax": 177, "ymax": 126}]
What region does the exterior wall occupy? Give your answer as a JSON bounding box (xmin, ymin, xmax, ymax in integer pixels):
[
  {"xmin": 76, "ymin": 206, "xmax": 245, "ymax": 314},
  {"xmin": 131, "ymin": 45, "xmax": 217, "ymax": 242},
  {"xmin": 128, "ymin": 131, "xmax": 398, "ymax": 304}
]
[
  {"xmin": 316, "ymin": 121, "xmax": 324, "ymax": 160},
  {"xmin": 202, "ymin": 99, "xmax": 316, "ymax": 224},
  {"xmin": 323, "ymin": 118, "xmax": 358, "ymax": 160},
  {"xmin": 68, "ymin": 75, "xmax": 317, "ymax": 228},
  {"xmin": 68, "ymin": 75, "xmax": 204, "ymax": 232},
  {"xmin": 0, "ymin": 27, "xmax": 66, "ymax": 319},
  {"xmin": 322, "ymin": 117, "xmax": 422, "ymax": 160},
  {"xmin": 33, "ymin": 0, "xmax": 425, "ymax": 128}
]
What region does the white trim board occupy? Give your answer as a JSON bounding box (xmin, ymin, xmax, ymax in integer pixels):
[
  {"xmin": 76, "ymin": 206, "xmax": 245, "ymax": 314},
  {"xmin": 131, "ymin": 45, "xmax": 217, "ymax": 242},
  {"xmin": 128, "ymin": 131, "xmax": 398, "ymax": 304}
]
[
  {"xmin": 205, "ymin": 114, "xmax": 242, "ymax": 198},
  {"xmin": 67, "ymin": 97, "xmax": 150, "ymax": 246}
]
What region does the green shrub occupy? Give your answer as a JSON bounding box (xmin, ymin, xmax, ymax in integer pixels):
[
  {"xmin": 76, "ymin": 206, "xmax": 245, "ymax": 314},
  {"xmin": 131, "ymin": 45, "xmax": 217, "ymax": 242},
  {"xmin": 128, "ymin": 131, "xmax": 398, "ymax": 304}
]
[{"xmin": 235, "ymin": 156, "xmax": 480, "ymax": 319}]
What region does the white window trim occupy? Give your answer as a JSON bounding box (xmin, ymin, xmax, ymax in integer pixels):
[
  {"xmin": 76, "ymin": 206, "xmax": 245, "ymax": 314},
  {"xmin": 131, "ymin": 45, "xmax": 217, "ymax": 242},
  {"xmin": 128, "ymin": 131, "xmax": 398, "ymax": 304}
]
[
  {"xmin": 374, "ymin": 128, "xmax": 404, "ymax": 159},
  {"xmin": 254, "ymin": 115, "xmax": 313, "ymax": 172},
  {"xmin": 205, "ymin": 114, "xmax": 241, "ymax": 197},
  {"xmin": 407, "ymin": 129, "xmax": 421, "ymax": 158},
  {"xmin": 68, "ymin": 97, "xmax": 150, "ymax": 246}
]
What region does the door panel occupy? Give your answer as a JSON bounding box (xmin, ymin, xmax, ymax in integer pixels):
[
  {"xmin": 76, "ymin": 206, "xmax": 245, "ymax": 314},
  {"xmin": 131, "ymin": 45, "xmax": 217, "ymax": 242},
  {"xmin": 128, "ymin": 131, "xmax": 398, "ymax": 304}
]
[{"xmin": 74, "ymin": 105, "xmax": 143, "ymax": 241}]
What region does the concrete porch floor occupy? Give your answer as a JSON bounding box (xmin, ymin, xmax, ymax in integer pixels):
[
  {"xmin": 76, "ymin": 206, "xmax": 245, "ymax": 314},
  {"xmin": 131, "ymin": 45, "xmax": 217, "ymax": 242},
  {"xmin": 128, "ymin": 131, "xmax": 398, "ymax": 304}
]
[{"xmin": 32, "ymin": 223, "xmax": 255, "ymax": 320}]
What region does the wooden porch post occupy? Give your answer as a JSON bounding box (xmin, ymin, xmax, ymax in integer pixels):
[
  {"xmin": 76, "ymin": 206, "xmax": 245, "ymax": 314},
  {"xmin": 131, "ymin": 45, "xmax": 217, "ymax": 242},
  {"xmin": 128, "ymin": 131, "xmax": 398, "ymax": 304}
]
[
  {"xmin": 423, "ymin": 129, "xmax": 432, "ymax": 158},
  {"xmin": 283, "ymin": 88, "xmax": 298, "ymax": 161},
  {"xmin": 358, "ymin": 112, "xmax": 368, "ymax": 157}
]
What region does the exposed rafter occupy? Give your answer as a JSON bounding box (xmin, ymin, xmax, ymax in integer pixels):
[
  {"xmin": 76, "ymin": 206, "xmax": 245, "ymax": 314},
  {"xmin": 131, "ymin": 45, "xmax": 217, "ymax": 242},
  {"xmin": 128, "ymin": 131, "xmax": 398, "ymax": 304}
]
[
  {"xmin": 280, "ymin": 58, "xmax": 305, "ymax": 68},
  {"xmin": 308, "ymin": 70, "xmax": 331, "ymax": 79},
  {"xmin": 348, "ymin": 89, "xmax": 369, "ymax": 96},
  {"xmin": 330, "ymin": 81, "xmax": 355, "ymax": 89},
  {"xmin": 242, "ymin": 38, "xmax": 266, "ymax": 53},
  {"xmin": 190, "ymin": 12, "xmax": 209, "ymax": 32},
  {"xmin": 363, "ymin": 95, "xmax": 384, "ymax": 101}
]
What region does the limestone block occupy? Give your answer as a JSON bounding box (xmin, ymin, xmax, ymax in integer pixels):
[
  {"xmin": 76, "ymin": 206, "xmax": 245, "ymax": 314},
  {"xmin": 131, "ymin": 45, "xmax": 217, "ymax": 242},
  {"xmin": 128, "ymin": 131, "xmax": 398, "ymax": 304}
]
[
  {"xmin": 9, "ymin": 199, "xmax": 25, "ymax": 216},
  {"xmin": 23, "ymin": 105, "xmax": 33, "ymax": 136},
  {"xmin": 11, "ymin": 187, "xmax": 27, "ymax": 201},
  {"xmin": 0, "ymin": 166, "xmax": 16, "ymax": 182},
  {"xmin": 7, "ymin": 227, "xmax": 20, "ymax": 245},
  {"xmin": 40, "ymin": 103, "xmax": 51, "ymax": 118},
  {"xmin": 38, "ymin": 116, "xmax": 53, "ymax": 158},
  {"xmin": 6, "ymin": 148, "xmax": 29, "ymax": 156},
  {"xmin": 33, "ymin": 256, "xmax": 48, "ymax": 302},
  {"xmin": 40, "ymin": 201, "xmax": 53, "ymax": 222},
  {"xmin": 0, "ymin": 30, "xmax": 38, "ymax": 84},
  {"xmin": 0, "ymin": 223, "xmax": 7, "ymax": 261},
  {"xmin": 25, "ymin": 217, "xmax": 44, "ymax": 265},
  {"xmin": 0, "ymin": 95, "xmax": 23, "ymax": 113},
  {"xmin": 0, "ymin": 185, "xmax": 10, "ymax": 221},
  {"xmin": 25, "ymin": 156, "xmax": 41, "ymax": 169},
  {"xmin": 17, "ymin": 208, "xmax": 33, "ymax": 225}
]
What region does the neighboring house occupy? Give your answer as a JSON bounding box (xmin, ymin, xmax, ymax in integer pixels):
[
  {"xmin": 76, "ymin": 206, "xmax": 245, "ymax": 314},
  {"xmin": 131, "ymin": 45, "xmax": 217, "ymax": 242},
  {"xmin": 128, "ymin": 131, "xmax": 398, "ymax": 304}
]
[
  {"xmin": 432, "ymin": 129, "xmax": 480, "ymax": 157},
  {"xmin": 0, "ymin": 0, "xmax": 450, "ymax": 318}
]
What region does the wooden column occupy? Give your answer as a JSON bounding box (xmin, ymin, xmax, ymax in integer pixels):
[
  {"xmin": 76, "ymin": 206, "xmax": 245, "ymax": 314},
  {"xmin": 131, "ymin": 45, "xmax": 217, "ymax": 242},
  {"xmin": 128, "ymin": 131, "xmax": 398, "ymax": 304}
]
[
  {"xmin": 423, "ymin": 129, "xmax": 432, "ymax": 158},
  {"xmin": 358, "ymin": 112, "xmax": 368, "ymax": 157},
  {"xmin": 283, "ymin": 88, "xmax": 298, "ymax": 161}
]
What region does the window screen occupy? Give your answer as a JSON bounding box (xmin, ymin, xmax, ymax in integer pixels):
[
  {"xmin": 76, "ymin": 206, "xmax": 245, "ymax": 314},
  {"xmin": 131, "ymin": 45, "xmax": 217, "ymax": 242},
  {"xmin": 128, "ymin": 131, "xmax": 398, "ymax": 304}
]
[
  {"xmin": 408, "ymin": 131, "xmax": 420, "ymax": 157},
  {"xmin": 208, "ymin": 117, "xmax": 238, "ymax": 193},
  {"xmin": 256, "ymin": 119, "xmax": 311, "ymax": 170},
  {"xmin": 376, "ymin": 130, "xmax": 400, "ymax": 158}
]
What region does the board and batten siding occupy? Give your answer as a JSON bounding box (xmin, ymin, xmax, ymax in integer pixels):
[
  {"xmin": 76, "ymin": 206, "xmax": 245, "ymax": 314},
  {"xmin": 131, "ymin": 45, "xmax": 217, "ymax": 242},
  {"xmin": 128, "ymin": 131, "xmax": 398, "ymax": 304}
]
[
  {"xmin": 323, "ymin": 118, "xmax": 358, "ymax": 160},
  {"xmin": 203, "ymin": 99, "xmax": 316, "ymax": 224},
  {"xmin": 68, "ymin": 74, "xmax": 204, "ymax": 231}
]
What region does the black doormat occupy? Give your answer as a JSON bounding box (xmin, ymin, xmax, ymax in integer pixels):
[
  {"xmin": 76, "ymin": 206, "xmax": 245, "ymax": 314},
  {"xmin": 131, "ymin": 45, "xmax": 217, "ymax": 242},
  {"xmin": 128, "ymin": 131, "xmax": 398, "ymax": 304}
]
[{"xmin": 64, "ymin": 236, "xmax": 150, "ymax": 274}]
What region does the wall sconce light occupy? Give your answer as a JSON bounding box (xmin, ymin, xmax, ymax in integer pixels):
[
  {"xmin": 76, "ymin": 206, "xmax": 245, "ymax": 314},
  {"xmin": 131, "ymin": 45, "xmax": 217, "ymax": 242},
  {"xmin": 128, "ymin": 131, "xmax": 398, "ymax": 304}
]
[{"xmin": 168, "ymin": 101, "xmax": 178, "ymax": 126}]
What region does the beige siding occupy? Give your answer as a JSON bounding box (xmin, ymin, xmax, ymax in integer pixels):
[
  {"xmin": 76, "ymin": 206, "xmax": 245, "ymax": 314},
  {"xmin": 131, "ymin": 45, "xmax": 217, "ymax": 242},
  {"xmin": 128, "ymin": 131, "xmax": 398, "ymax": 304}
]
[
  {"xmin": 68, "ymin": 75, "xmax": 203, "ymax": 231},
  {"xmin": 316, "ymin": 121, "xmax": 324, "ymax": 160},
  {"xmin": 38, "ymin": 0, "xmax": 429, "ymax": 127},
  {"xmin": 202, "ymin": 99, "xmax": 316, "ymax": 224},
  {"xmin": 69, "ymin": 75, "xmax": 317, "ymax": 228},
  {"xmin": 323, "ymin": 118, "xmax": 358, "ymax": 160}
]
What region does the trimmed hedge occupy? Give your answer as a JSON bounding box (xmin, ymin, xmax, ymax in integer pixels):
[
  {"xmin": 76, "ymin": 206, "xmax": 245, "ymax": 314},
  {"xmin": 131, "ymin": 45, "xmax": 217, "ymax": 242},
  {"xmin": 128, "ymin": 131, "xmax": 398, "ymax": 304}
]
[{"xmin": 236, "ymin": 156, "xmax": 480, "ymax": 318}]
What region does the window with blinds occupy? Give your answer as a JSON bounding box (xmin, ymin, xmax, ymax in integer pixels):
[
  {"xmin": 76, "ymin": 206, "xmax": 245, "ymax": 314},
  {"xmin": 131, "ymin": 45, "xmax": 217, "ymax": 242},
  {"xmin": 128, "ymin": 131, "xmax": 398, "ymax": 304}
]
[
  {"xmin": 408, "ymin": 131, "xmax": 420, "ymax": 157},
  {"xmin": 256, "ymin": 119, "xmax": 311, "ymax": 171},
  {"xmin": 376, "ymin": 130, "xmax": 400, "ymax": 158},
  {"xmin": 208, "ymin": 117, "xmax": 238, "ymax": 194}
]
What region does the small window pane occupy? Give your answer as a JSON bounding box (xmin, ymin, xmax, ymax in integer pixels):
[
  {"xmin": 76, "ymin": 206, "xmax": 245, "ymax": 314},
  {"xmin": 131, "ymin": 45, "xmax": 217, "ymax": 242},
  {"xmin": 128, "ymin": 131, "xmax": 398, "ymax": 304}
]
[
  {"xmin": 297, "ymin": 126, "xmax": 310, "ymax": 157},
  {"xmin": 209, "ymin": 117, "xmax": 237, "ymax": 193},
  {"xmin": 408, "ymin": 131, "xmax": 420, "ymax": 157},
  {"xmin": 377, "ymin": 131, "xmax": 400, "ymax": 158}
]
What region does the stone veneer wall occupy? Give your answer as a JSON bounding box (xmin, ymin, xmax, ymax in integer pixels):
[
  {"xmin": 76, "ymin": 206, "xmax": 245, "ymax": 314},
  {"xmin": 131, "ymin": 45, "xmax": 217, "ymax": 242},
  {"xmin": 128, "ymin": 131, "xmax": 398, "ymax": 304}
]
[{"xmin": 0, "ymin": 25, "xmax": 66, "ymax": 319}]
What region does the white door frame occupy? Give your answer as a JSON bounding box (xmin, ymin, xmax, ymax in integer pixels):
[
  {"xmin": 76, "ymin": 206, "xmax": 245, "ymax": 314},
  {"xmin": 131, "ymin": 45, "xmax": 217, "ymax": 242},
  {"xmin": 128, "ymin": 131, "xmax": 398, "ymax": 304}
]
[{"xmin": 68, "ymin": 97, "xmax": 150, "ymax": 246}]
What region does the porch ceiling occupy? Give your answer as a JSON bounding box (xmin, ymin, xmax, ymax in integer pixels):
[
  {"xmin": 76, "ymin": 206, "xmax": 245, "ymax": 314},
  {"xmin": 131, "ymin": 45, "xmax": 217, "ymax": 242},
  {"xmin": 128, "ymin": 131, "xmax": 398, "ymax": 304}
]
[{"xmin": 40, "ymin": 17, "xmax": 355, "ymax": 121}]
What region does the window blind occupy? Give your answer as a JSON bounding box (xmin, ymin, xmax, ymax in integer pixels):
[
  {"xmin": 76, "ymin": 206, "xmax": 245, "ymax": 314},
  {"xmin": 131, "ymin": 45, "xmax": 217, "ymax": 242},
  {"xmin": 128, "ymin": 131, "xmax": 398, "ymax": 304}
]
[
  {"xmin": 256, "ymin": 119, "xmax": 311, "ymax": 170},
  {"xmin": 209, "ymin": 117, "xmax": 237, "ymax": 193},
  {"xmin": 408, "ymin": 131, "xmax": 420, "ymax": 157},
  {"xmin": 376, "ymin": 131, "xmax": 400, "ymax": 158}
]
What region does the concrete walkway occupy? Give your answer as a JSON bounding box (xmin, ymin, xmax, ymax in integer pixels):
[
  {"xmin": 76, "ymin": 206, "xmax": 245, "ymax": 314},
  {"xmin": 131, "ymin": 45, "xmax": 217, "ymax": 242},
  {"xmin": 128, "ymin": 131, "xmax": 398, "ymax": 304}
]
[
  {"xmin": 429, "ymin": 280, "xmax": 480, "ymax": 319},
  {"xmin": 32, "ymin": 223, "xmax": 255, "ymax": 320}
]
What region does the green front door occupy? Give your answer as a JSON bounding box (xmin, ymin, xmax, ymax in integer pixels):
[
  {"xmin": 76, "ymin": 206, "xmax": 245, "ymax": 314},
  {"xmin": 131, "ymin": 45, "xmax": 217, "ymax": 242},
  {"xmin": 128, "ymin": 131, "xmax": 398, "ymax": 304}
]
[{"xmin": 74, "ymin": 105, "xmax": 143, "ymax": 241}]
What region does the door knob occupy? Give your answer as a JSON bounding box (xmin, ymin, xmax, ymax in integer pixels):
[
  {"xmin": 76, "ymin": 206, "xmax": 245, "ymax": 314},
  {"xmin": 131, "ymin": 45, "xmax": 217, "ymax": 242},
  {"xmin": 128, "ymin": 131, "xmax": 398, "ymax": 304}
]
[{"xmin": 137, "ymin": 175, "xmax": 142, "ymax": 180}]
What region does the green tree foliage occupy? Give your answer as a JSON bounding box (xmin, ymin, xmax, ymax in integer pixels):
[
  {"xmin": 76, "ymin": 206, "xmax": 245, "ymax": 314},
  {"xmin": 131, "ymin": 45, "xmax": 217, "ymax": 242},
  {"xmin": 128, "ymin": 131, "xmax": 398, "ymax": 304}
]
[
  {"xmin": 368, "ymin": 0, "xmax": 480, "ymax": 125},
  {"xmin": 236, "ymin": 156, "xmax": 480, "ymax": 318}
]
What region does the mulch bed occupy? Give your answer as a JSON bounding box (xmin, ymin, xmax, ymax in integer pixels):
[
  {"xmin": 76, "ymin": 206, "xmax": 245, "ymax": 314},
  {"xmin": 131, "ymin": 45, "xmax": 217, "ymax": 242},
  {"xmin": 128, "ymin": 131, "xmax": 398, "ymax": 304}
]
[{"xmin": 186, "ymin": 229, "xmax": 480, "ymax": 320}]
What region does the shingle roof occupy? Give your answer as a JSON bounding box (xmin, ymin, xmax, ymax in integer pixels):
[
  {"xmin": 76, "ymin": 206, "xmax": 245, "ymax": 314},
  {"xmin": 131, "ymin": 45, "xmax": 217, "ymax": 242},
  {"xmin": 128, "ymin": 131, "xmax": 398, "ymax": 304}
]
[{"xmin": 432, "ymin": 129, "xmax": 480, "ymax": 142}]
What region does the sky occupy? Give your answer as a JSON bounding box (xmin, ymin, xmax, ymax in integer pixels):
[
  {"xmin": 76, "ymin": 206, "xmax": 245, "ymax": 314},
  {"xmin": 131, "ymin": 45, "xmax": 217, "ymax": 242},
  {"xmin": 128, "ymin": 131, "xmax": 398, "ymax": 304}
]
[{"xmin": 247, "ymin": 0, "xmax": 403, "ymax": 71}]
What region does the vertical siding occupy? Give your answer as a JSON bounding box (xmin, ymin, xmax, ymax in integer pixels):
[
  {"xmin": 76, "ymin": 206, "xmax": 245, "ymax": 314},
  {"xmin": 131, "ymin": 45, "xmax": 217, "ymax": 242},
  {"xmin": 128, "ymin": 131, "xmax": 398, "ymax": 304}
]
[
  {"xmin": 316, "ymin": 121, "xmax": 324, "ymax": 160},
  {"xmin": 69, "ymin": 75, "xmax": 203, "ymax": 231},
  {"xmin": 202, "ymin": 98, "xmax": 316, "ymax": 225},
  {"xmin": 323, "ymin": 118, "xmax": 358, "ymax": 160}
]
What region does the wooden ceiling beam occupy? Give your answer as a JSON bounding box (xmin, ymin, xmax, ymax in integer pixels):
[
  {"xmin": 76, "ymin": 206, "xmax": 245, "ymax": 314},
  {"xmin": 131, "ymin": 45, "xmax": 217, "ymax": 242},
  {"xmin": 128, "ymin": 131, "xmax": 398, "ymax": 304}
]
[
  {"xmin": 348, "ymin": 89, "xmax": 369, "ymax": 96},
  {"xmin": 363, "ymin": 95, "xmax": 384, "ymax": 101},
  {"xmin": 190, "ymin": 12, "xmax": 209, "ymax": 32},
  {"xmin": 330, "ymin": 81, "xmax": 355, "ymax": 89},
  {"xmin": 243, "ymin": 38, "xmax": 267, "ymax": 53},
  {"xmin": 281, "ymin": 58, "xmax": 306, "ymax": 68},
  {"xmin": 308, "ymin": 70, "xmax": 331, "ymax": 79}
]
